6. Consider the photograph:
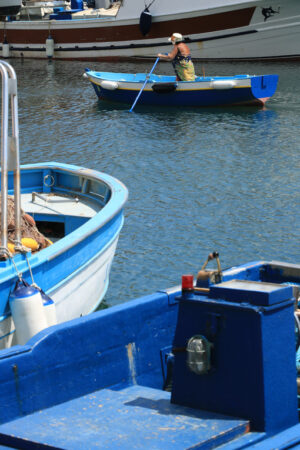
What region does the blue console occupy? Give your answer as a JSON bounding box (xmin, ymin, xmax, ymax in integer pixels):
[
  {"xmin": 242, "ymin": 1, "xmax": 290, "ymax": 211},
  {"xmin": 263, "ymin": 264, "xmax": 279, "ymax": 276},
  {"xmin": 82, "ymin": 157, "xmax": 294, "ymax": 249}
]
[{"xmin": 171, "ymin": 280, "xmax": 298, "ymax": 433}]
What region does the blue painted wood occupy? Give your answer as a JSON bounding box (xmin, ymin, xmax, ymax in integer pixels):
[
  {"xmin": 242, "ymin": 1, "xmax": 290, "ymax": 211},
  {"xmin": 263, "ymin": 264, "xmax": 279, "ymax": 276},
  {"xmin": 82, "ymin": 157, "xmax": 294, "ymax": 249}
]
[
  {"xmin": 214, "ymin": 432, "xmax": 266, "ymax": 449},
  {"xmin": 87, "ymin": 72, "xmax": 251, "ymax": 84},
  {"xmin": 251, "ymin": 75, "xmax": 279, "ymax": 102},
  {"xmin": 0, "ymin": 261, "xmax": 299, "ymax": 448},
  {"xmin": 250, "ymin": 424, "xmax": 300, "ymax": 448},
  {"xmin": 200, "ymin": 260, "xmax": 300, "ymax": 288},
  {"xmin": 209, "ymin": 280, "xmax": 293, "ymax": 306},
  {"xmin": 0, "ymin": 385, "xmax": 249, "ymax": 449},
  {"xmin": 0, "ymin": 290, "xmax": 179, "ymax": 424}
]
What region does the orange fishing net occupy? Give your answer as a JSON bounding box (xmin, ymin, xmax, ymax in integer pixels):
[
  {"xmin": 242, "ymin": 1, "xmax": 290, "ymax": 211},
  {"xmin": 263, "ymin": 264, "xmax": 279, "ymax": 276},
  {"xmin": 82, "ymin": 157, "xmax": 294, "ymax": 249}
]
[{"xmin": 0, "ymin": 196, "xmax": 50, "ymax": 251}]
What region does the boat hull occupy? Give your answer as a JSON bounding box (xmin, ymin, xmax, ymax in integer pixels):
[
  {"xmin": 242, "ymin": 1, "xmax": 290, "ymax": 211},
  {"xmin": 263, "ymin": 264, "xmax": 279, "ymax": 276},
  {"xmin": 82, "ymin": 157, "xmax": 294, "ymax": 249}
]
[
  {"xmin": 86, "ymin": 72, "xmax": 278, "ymax": 107},
  {"xmin": 0, "ymin": 162, "xmax": 128, "ymax": 349},
  {"xmin": 49, "ymin": 234, "xmax": 120, "ymax": 321},
  {"xmin": 0, "ymin": 0, "xmax": 299, "ymax": 60}
]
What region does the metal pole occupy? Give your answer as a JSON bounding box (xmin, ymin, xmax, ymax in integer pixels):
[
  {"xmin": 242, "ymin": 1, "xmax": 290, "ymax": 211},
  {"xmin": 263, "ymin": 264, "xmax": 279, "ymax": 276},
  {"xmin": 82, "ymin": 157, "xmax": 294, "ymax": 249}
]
[
  {"xmin": 0, "ymin": 62, "xmax": 9, "ymax": 253},
  {"xmin": 1, "ymin": 61, "xmax": 22, "ymax": 249},
  {"xmin": 0, "ymin": 60, "xmax": 21, "ymax": 256}
]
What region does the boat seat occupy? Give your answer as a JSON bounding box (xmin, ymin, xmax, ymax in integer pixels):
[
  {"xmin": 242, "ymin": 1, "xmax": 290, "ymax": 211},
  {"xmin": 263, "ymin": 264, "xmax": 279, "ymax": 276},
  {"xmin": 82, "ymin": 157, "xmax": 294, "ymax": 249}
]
[{"xmin": 0, "ymin": 384, "xmax": 251, "ymax": 449}]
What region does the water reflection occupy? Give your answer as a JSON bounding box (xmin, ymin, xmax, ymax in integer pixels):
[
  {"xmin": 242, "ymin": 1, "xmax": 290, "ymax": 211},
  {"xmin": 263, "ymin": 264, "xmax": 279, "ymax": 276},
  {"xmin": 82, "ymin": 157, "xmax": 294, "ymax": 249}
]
[{"xmin": 5, "ymin": 58, "xmax": 300, "ymax": 306}]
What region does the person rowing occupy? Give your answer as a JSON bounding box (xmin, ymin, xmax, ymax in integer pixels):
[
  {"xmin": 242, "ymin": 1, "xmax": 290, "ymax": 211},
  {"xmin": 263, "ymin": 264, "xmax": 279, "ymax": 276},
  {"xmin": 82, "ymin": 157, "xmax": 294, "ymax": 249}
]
[{"xmin": 157, "ymin": 33, "xmax": 195, "ymax": 81}]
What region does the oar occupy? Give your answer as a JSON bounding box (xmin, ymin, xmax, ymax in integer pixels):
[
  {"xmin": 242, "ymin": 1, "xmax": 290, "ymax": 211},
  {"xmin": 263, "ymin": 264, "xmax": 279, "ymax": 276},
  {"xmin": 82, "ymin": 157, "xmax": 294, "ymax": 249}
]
[{"xmin": 129, "ymin": 57, "xmax": 160, "ymax": 112}]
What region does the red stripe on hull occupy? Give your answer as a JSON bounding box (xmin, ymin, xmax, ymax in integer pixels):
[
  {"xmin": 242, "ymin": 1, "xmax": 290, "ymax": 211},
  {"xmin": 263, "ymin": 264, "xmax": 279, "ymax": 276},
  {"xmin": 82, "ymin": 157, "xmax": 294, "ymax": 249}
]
[{"xmin": 0, "ymin": 7, "xmax": 255, "ymax": 45}]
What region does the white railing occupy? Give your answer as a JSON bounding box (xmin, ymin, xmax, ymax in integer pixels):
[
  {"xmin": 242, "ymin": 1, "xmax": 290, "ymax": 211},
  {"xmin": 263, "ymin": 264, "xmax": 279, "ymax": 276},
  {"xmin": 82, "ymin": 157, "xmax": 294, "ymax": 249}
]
[{"xmin": 0, "ymin": 60, "xmax": 21, "ymax": 257}]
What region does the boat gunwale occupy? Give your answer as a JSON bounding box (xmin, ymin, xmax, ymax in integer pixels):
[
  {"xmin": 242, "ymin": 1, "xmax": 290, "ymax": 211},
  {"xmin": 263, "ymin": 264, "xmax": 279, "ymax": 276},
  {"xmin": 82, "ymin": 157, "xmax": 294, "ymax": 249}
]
[
  {"xmin": 86, "ymin": 71, "xmax": 255, "ymax": 92},
  {"xmin": 87, "ymin": 71, "xmax": 254, "ymax": 83}
]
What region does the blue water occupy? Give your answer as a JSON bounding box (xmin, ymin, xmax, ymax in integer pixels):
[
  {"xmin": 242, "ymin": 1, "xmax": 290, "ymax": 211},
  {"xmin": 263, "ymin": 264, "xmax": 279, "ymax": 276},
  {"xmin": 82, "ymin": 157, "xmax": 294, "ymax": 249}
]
[{"xmin": 11, "ymin": 58, "xmax": 300, "ymax": 306}]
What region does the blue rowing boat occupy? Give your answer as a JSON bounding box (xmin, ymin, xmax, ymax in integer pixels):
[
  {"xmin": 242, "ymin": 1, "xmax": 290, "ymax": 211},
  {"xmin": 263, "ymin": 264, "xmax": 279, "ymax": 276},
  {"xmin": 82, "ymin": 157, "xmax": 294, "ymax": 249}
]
[
  {"xmin": 0, "ymin": 255, "xmax": 299, "ymax": 448},
  {"xmin": 85, "ymin": 69, "xmax": 279, "ymax": 107},
  {"xmin": 0, "ymin": 61, "xmax": 128, "ymax": 349}
]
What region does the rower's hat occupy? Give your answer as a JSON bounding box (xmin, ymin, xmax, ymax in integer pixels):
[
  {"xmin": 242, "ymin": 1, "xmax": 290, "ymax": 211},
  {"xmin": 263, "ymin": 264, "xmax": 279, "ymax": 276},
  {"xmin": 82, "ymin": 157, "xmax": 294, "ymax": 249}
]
[{"xmin": 168, "ymin": 33, "xmax": 183, "ymax": 43}]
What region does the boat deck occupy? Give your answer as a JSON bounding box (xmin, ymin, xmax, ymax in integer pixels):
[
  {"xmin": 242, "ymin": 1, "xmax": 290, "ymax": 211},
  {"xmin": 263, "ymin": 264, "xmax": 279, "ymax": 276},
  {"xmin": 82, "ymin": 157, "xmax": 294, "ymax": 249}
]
[
  {"xmin": 0, "ymin": 384, "xmax": 257, "ymax": 449},
  {"xmin": 72, "ymin": 2, "xmax": 120, "ymax": 19},
  {"xmin": 21, "ymin": 192, "xmax": 99, "ymax": 218}
]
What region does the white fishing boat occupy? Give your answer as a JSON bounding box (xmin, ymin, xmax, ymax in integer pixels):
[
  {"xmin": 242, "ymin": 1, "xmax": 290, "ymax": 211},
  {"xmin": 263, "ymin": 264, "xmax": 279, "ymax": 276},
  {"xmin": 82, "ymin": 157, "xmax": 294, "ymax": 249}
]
[
  {"xmin": 0, "ymin": 60, "xmax": 128, "ymax": 349},
  {"xmin": 0, "ymin": 0, "xmax": 299, "ymax": 61}
]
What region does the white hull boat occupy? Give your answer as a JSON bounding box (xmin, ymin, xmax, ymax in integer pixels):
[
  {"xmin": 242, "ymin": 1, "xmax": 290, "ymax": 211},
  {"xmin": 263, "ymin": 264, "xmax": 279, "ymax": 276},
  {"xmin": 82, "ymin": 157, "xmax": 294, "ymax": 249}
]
[
  {"xmin": 0, "ymin": 0, "xmax": 299, "ymax": 61},
  {"xmin": 0, "ymin": 61, "xmax": 128, "ymax": 349}
]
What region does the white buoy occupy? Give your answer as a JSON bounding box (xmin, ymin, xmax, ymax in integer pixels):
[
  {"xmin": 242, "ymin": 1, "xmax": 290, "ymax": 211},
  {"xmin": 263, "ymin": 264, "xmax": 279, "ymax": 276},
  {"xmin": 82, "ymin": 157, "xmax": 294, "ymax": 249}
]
[
  {"xmin": 41, "ymin": 291, "xmax": 57, "ymax": 326},
  {"xmin": 46, "ymin": 35, "xmax": 55, "ymax": 58},
  {"xmin": 210, "ymin": 80, "xmax": 236, "ymax": 90},
  {"xmin": 9, "ymin": 281, "xmax": 48, "ymax": 345},
  {"xmin": 100, "ymin": 80, "xmax": 119, "ymax": 90},
  {"xmin": 2, "ymin": 40, "xmax": 10, "ymax": 58}
]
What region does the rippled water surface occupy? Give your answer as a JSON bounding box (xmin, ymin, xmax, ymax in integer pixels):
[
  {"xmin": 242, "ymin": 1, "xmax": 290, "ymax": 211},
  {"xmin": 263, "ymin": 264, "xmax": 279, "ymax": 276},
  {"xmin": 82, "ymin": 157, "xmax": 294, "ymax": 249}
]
[{"xmin": 10, "ymin": 58, "xmax": 300, "ymax": 306}]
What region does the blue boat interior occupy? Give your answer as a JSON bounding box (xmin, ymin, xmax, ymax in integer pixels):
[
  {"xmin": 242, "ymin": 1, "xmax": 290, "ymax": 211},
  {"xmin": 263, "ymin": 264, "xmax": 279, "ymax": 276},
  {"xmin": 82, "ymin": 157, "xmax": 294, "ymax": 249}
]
[
  {"xmin": 4, "ymin": 166, "xmax": 98, "ymax": 233},
  {"xmin": 0, "ymin": 260, "xmax": 299, "ymax": 448},
  {"xmin": 87, "ymin": 71, "xmax": 252, "ymax": 83},
  {"xmin": 2, "ymin": 164, "xmax": 111, "ymax": 244}
]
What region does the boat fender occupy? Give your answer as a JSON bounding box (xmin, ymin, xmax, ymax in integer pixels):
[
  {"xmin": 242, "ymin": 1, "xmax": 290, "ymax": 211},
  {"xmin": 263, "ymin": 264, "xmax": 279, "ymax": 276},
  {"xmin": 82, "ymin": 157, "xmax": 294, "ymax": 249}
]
[
  {"xmin": 46, "ymin": 34, "xmax": 55, "ymax": 59},
  {"xmin": 2, "ymin": 37, "xmax": 10, "ymax": 58},
  {"xmin": 40, "ymin": 289, "xmax": 57, "ymax": 326},
  {"xmin": 139, "ymin": 7, "xmax": 152, "ymax": 36},
  {"xmin": 21, "ymin": 237, "xmax": 39, "ymax": 251},
  {"xmin": 152, "ymin": 82, "xmax": 178, "ymax": 94},
  {"xmin": 23, "ymin": 213, "xmax": 36, "ymax": 227},
  {"xmin": 100, "ymin": 80, "xmax": 119, "ymax": 90},
  {"xmin": 83, "ymin": 68, "xmax": 90, "ymax": 79},
  {"xmin": 7, "ymin": 237, "xmax": 39, "ymax": 253},
  {"xmin": 210, "ymin": 80, "xmax": 236, "ymax": 90},
  {"xmin": 9, "ymin": 279, "xmax": 48, "ymax": 345},
  {"xmin": 7, "ymin": 242, "xmax": 15, "ymax": 254}
]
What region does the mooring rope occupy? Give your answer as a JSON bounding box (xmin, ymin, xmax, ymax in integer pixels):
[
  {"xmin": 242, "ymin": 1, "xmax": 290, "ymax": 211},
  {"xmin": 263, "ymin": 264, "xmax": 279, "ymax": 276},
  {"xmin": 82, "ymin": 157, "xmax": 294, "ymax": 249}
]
[
  {"xmin": 145, "ymin": 0, "xmax": 155, "ymax": 10},
  {"xmin": 24, "ymin": 253, "xmax": 38, "ymax": 287},
  {"xmin": 8, "ymin": 252, "xmax": 22, "ymax": 281}
]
